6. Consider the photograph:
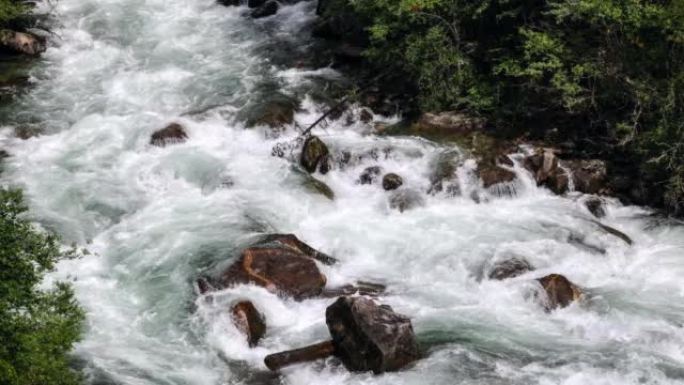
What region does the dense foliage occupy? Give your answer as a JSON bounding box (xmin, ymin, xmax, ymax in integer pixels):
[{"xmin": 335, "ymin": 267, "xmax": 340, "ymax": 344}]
[
  {"xmin": 346, "ymin": 0, "xmax": 684, "ymax": 213},
  {"xmin": 0, "ymin": 188, "xmax": 84, "ymax": 385},
  {"xmin": 0, "ymin": 0, "xmax": 27, "ymax": 27}
]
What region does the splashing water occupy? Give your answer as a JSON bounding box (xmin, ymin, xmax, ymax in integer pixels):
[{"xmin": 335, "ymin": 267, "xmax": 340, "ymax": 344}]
[{"xmin": 2, "ymin": 1, "xmax": 684, "ymax": 384}]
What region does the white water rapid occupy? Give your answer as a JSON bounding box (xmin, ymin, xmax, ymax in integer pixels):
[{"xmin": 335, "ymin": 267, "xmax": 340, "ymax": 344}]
[{"xmin": 1, "ymin": 0, "xmax": 684, "ymax": 384}]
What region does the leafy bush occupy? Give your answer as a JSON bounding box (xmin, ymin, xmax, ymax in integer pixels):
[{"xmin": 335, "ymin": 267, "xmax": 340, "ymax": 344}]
[
  {"xmin": 348, "ymin": 0, "xmax": 684, "ymax": 213},
  {"xmin": 0, "ymin": 0, "xmax": 27, "ymax": 28},
  {"xmin": 0, "ymin": 188, "xmax": 84, "ymax": 385}
]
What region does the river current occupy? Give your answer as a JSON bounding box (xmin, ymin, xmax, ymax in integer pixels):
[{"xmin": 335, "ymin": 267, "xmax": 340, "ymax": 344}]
[{"xmin": 1, "ymin": 0, "xmax": 684, "ymax": 384}]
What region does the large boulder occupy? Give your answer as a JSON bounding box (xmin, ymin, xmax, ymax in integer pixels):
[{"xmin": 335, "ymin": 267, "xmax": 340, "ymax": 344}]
[
  {"xmin": 150, "ymin": 123, "xmax": 188, "ymax": 146},
  {"xmin": 565, "ymin": 159, "xmax": 607, "ymax": 195},
  {"xmin": 0, "ymin": 30, "xmax": 45, "ymax": 56},
  {"xmin": 478, "ymin": 162, "xmax": 516, "ymax": 189},
  {"xmin": 382, "ymin": 173, "xmax": 403, "ymax": 191},
  {"xmin": 537, "ymin": 274, "xmax": 582, "ymax": 310},
  {"xmin": 523, "ymin": 149, "xmax": 569, "ymax": 194},
  {"xmin": 414, "ymin": 112, "xmax": 486, "ymax": 137},
  {"xmin": 218, "ymin": 234, "xmax": 336, "ymax": 300},
  {"xmin": 231, "ymin": 301, "xmax": 267, "ymax": 347},
  {"xmin": 300, "ymin": 136, "xmax": 330, "ymax": 174},
  {"xmin": 326, "ymin": 296, "xmax": 421, "ymax": 373}
]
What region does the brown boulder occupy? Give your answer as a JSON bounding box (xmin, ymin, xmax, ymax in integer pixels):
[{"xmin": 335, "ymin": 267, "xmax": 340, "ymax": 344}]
[
  {"xmin": 150, "ymin": 123, "xmax": 188, "ymax": 146},
  {"xmin": 538, "ymin": 274, "xmax": 582, "ymax": 310},
  {"xmin": 415, "ymin": 112, "xmax": 486, "ymax": 136},
  {"xmin": 523, "ymin": 149, "xmax": 569, "ymax": 194},
  {"xmin": 300, "ymin": 136, "xmax": 330, "ymax": 174},
  {"xmin": 218, "ymin": 234, "xmax": 336, "ymax": 300},
  {"xmin": 478, "ymin": 164, "xmax": 516, "ymax": 188},
  {"xmin": 232, "ymin": 301, "xmax": 267, "ymax": 347},
  {"xmin": 0, "ymin": 30, "xmax": 45, "ymax": 56}
]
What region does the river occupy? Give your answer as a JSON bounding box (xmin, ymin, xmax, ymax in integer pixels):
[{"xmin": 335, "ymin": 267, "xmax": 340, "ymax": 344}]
[{"xmin": 1, "ymin": 0, "xmax": 684, "ymax": 384}]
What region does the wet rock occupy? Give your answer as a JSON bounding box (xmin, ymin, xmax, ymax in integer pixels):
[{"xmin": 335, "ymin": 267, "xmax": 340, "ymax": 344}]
[
  {"xmin": 428, "ymin": 150, "xmax": 461, "ymax": 195},
  {"xmin": 247, "ymin": 0, "xmax": 266, "ymax": 7},
  {"xmin": 265, "ymin": 296, "xmax": 420, "ymax": 373},
  {"xmin": 358, "ymin": 166, "xmax": 382, "ymax": 185},
  {"xmin": 150, "ymin": 123, "xmax": 188, "ymax": 147},
  {"xmin": 382, "ymin": 173, "xmax": 403, "ymax": 191},
  {"xmin": 0, "ymin": 30, "xmax": 45, "ymax": 56},
  {"xmin": 218, "ymin": 0, "xmax": 241, "ymax": 5},
  {"xmin": 195, "ymin": 276, "xmax": 215, "ymax": 295},
  {"xmin": 326, "ymin": 296, "xmax": 420, "ymax": 373},
  {"xmin": 488, "ymin": 258, "xmax": 533, "ymax": 280},
  {"xmin": 565, "ymin": 159, "xmax": 607, "ymax": 195},
  {"xmin": 523, "ymin": 149, "xmax": 569, "ymax": 194},
  {"xmin": 321, "ymin": 281, "xmax": 386, "ymax": 297},
  {"xmin": 585, "ymin": 197, "xmax": 606, "ymax": 218},
  {"xmin": 251, "ymin": 0, "xmax": 278, "ymax": 18},
  {"xmin": 478, "ymin": 164, "xmax": 516, "ymax": 188},
  {"xmin": 300, "ymin": 136, "xmax": 330, "ymax": 174},
  {"xmin": 359, "ymin": 108, "xmax": 373, "ymax": 123},
  {"xmin": 231, "ymin": 301, "xmax": 266, "ymax": 347},
  {"xmin": 257, "ymin": 234, "xmax": 337, "ymax": 265},
  {"xmin": 537, "ymin": 274, "xmax": 582, "ymax": 310},
  {"xmin": 389, "ymin": 189, "xmax": 425, "ymax": 212},
  {"xmin": 414, "ymin": 112, "xmax": 486, "ymax": 136},
  {"xmin": 302, "ymin": 175, "xmax": 335, "ymax": 200},
  {"xmin": 219, "ymin": 246, "xmax": 327, "ymax": 300},
  {"xmin": 246, "ymin": 97, "xmax": 297, "ymax": 128},
  {"xmin": 593, "ymin": 221, "xmax": 633, "ymax": 245}
]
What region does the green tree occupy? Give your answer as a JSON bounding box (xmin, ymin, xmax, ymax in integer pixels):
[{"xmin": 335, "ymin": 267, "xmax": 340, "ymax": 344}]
[
  {"xmin": 0, "ymin": 188, "xmax": 84, "ymax": 385},
  {"xmin": 0, "ymin": 0, "xmax": 27, "ymax": 27}
]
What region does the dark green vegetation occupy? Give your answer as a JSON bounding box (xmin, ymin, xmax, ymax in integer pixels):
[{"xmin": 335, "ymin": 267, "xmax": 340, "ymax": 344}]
[
  {"xmin": 323, "ymin": 0, "xmax": 684, "ymax": 214},
  {"xmin": 0, "ymin": 188, "xmax": 84, "ymax": 385},
  {"xmin": 0, "ymin": 0, "xmax": 28, "ymax": 28}
]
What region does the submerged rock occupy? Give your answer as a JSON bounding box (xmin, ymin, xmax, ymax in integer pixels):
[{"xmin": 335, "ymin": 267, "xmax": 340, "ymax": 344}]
[
  {"xmin": 389, "ymin": 189, "xmax": 425, "ymax": 212},
  {"xmin": 537, "ymin": 274, "xmax": 582, "ymax": 310},
  {"xmin": 326, "ymin": 296, "xmax": 420, "ymax": 373},
  {"xmin": 251, "ymin": 0, "xmax": 278, "ymax": 18},
  {"xmin": 0, "ymin": 30, "xmax": 46, "ymax": 56},
  {"xmin": 593, "ymin": 221, "xmax": 633, "ymax": 245},
  {"xmin": 585, "ymin": 197, "xmax": 606, "ymax": 218},
  {"xmin": 488, "ymin": 258, "xmax": 533, "ymax": 280},
  {"xmin": 358, "ymin": 166, "xmax": 382, "ymax": 185},
  {"xmin": 382, "ymin": 173, "xmax": 403, "ymax": 191},
  {"xmin": 300, "ymin": 136, "xmax": 330, "ymax": 174},
  {"xmin": 231, "ymin": 301, "xmax": 266, "ymax": 347},
  {"xmin": 245, "ymin": 96, "xmax": 298, "ymax": 128},
  {"xmin": 478, "ymin": 163, "xmax": 516, "ymax": 188},
  {"xmin": 428, "ymin": 150, "xmax": 461, "ymax": 195},
  {"xmin": 302, "ymin": 175, "xmax": 335, "ymax": 200},
  {"xmin": 150, "ymin": 123, "xmax": 188, "ymax": 147}
]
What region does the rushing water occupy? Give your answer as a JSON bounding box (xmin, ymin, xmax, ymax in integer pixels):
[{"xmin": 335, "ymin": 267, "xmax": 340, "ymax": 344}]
[{"xmin": 2, "ymin": 0, "xmax": 684, "ymax": 384}]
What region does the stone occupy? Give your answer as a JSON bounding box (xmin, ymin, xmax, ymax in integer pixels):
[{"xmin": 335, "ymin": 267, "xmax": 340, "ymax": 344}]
[
  {"xmin": 302, "ymin": 175, "xmax": 335, "ymax": 200},
  {"xmin": 246, "ymin": 98, "xmax": 297, "ymax": 128},
  {"xmin": 537, "ymin": 274, "xmax": 582, "ymax": 310},
  {"xmin": 415, "ymin": 112, "xmax": 486, "ymax": 136},
  {"xmin": 359, "ymin": 108, "xmax": 373, "ymax": 123},
  {"xmin": 257, "ymin": 234, "xmax": 337, "ymax": 265},
  {"xmin": 593, "ymin": 221, "xmax": 633, "ymax": 245},
  {"xmin": 585, "ymin": 197, "xmax": 606, "ymax": 218},
  {"xmin": 389, "ymin": 189, "xmax": 425, "ymax": 212},
  {"xmin": 428, "ymin": 150, "xmax": 461, "ymax": 195},
  {"xmin": 488, "ymin": 258, "xmax": 533, "ymax": 280},
  {"xmin": 251, "ymin": 0, "xmax": 278, "ymax": 18},
  {"xmin": 321, "ymin": 281, "xmax": 386, "ymax": 297},
  {"xmin": 358, "ymin": 166, "xmax": 382, "ymax": 185},
  {"xmin": 231, "ymin": 301, "xmax": 267, "ymax": 347},
  {"xmin": 150, "ymin": 123, "xmax": 188, "ymax": 147},
  {"xmin": 217, "ymin": 0, "xmax": 241, "ymax": 5},
  {"xmin": 300, "ymin": 136, "xmax": 330, "ymax": 174},
  {"xmin": 0, "ymin": 30, "xmax": 46, "ymax": 56},
  {"xmin": 325, "ymin": 296, "xmax": 420, "ymax": 373},
  {"xmin": 265, "ymin": 296, "xmax": 420, "ymax": 373},
  {"xmin": 478, "ymin": 164, "xmax": 516, "ymax": 188},
  {"xmin": 523, "ymin": 149, "xmax": 569, "ymax": 194},
  {"xmin": 382, "ymin": 173, "xmax": 403, "ymax": 191},
  {"xmin": 247, "ymin": 0, "xmax": 266, "ymax": 7},
  {"xmin": 565, "ymin": 159, "xmax": 607, "ymax": 195}
]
